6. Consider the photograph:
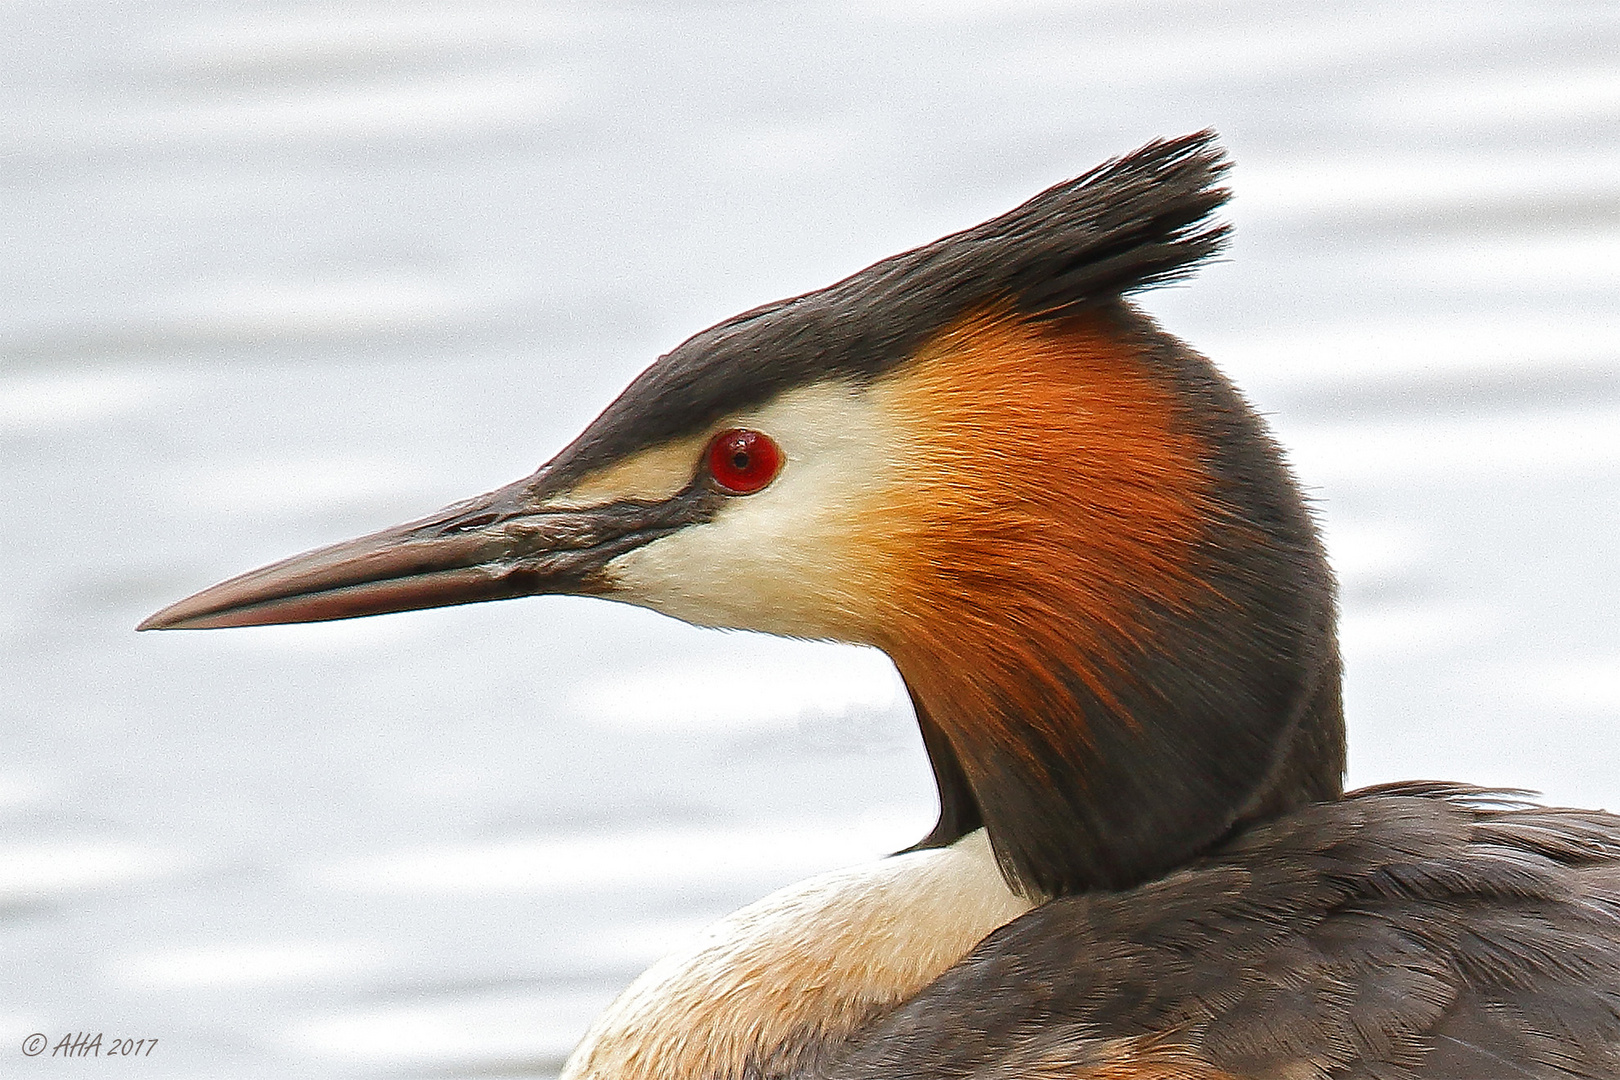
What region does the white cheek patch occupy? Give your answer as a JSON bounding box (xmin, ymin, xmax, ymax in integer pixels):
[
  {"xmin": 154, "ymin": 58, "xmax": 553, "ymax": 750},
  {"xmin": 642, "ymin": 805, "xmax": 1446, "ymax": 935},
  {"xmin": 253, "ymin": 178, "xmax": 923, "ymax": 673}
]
[{"xmin": 604, "ymin": 379, "xmax": 906, "ymax": 640}]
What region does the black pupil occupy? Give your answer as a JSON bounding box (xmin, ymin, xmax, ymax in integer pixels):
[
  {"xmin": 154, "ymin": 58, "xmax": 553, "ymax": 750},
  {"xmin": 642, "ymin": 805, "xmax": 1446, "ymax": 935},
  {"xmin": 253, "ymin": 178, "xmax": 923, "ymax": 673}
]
[{"xmin": 731, "ymin": 450, "xmax": 750, "ymax": 471}]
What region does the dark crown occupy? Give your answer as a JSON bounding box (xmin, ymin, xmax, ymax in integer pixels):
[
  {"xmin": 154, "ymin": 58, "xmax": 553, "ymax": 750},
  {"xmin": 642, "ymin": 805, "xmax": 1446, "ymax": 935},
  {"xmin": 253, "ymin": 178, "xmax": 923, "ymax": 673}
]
[{"xmin": 541, "ymin": 132, "xmax": 1232, "ymax": 491}]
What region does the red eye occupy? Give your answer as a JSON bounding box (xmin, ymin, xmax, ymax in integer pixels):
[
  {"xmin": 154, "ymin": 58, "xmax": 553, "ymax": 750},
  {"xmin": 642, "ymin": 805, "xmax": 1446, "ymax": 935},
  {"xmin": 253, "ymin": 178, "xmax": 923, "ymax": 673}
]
[{"xmin": 706, "ymin": 428, "xmax": 782, "ymax": 494}]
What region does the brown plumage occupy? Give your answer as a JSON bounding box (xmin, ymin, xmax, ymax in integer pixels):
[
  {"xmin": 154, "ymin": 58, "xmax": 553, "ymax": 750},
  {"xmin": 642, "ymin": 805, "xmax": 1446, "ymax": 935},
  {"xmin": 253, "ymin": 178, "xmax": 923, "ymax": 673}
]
[
  {"xmin": 139, "ymin": 133, "xmax": 1620, "ymax": 1079},
  {"xmin": 824, "ymin": 785, "xmax": 1620, "ymax": 1079}
]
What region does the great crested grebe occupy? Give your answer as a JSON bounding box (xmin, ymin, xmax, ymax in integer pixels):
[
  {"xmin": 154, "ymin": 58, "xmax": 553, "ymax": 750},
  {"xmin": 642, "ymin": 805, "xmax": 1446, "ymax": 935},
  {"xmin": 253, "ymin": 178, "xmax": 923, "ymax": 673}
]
[{"xmin": 142, "ymin": 134, "xmax": 1620, "ymax": 1079}]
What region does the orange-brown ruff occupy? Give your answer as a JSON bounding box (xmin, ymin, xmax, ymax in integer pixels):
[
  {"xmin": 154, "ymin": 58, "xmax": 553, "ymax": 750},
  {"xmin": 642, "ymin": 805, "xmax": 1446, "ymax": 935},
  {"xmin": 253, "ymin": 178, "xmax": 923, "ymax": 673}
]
[
  {"xmin": 878, "ymin": 308, "xmax": 1212, "ymax": 730},
  {"xmin": 870, "ymin": 309, "xmax": 1215, "ymax": 872},
  {"xmin": 139, "ymin": 134, "xmax": 1620, "ymax": 1080}
]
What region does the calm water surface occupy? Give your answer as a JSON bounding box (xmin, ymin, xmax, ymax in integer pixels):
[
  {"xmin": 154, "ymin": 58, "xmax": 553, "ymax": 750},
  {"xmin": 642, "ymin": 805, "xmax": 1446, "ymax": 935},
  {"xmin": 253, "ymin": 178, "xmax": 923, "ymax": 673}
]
[{"xmin": 4, "ymin": 2, "xmax": 1619, "ymax": 1077}]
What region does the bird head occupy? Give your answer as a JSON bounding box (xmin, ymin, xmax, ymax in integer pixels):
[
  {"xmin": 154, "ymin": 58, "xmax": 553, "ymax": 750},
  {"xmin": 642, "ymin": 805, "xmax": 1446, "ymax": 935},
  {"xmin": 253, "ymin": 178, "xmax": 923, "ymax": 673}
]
[{"xmin": 142, "ymin": 133, "xmax": 1344, "ymax": 899}]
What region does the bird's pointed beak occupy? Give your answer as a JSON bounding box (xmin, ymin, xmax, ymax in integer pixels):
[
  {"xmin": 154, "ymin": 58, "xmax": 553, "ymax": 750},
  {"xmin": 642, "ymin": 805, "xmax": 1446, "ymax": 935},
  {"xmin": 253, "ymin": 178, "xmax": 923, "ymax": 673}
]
[{"xmin": 138, "ymin": 472, "xmax": 719, "ymax": 631}]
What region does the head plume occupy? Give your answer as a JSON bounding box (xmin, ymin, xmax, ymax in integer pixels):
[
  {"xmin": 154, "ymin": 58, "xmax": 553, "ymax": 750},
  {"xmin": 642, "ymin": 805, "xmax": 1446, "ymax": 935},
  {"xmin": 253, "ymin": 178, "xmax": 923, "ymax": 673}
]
[{"xmin": 541, "ymin": 132, "xmax": 1232, "ymax": 490}]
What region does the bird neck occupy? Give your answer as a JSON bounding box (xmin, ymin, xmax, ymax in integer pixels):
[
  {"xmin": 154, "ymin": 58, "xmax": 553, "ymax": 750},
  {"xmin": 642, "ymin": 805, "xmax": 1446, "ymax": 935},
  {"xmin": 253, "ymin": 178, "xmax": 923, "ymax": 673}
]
[{"xmin": 875, "ymin": 305, "xmax": 1344, "ymax": 899}]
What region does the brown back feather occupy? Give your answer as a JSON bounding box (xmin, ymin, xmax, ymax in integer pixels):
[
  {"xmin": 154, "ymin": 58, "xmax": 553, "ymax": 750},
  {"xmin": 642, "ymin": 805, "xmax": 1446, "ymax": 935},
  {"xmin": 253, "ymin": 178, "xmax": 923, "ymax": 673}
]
[{"xmin": 820, "ymin": 786, "xmax": 1620, "ymax": 1080}]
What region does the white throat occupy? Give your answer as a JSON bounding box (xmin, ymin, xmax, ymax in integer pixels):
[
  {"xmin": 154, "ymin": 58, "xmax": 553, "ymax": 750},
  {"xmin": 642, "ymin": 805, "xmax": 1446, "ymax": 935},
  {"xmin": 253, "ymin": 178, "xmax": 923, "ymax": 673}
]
[{"xmin": 561, "ymin": 829, "xmax": 1032, "ymax": 1080}]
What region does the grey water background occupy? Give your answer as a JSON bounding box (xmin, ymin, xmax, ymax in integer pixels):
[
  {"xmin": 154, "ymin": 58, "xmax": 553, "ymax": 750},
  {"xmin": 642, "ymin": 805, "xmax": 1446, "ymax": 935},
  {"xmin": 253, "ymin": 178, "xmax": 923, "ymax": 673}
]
[{"xmin": 4, "ymin": 1, "xmax": 1619, "ymax": 1076}]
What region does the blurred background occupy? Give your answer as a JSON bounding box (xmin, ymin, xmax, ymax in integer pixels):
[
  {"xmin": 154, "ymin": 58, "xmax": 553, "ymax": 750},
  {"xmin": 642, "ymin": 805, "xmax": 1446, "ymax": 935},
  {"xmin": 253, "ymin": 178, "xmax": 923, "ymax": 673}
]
[{"xmin": 3, "ymin": 1, "xmax": 1618, "ymax": 1076}]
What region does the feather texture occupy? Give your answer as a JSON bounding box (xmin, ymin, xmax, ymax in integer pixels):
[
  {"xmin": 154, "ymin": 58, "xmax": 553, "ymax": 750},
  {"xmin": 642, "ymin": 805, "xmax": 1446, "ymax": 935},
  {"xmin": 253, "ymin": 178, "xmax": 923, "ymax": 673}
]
[{"xmin": 821, "ymin": 785, "xmax": 1620, "ymax": 1080}]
